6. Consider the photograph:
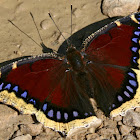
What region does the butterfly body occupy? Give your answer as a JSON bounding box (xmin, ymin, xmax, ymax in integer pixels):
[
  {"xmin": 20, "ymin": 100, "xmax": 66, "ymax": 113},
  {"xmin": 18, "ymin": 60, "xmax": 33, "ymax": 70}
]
[
  {"xmin": 66, "ymin": 47, "xmax": 85, "ymax": 72},
  {"xmin": 0, "ymin": 12, "xmax": 140, "ymax": 136}
]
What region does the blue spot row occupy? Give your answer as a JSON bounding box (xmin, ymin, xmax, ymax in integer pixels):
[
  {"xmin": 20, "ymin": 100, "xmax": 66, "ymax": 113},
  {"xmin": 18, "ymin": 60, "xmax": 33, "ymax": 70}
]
[
  {"xmin": 48, "ymin": 109, "xmax": 53, "ymax": 118},
  {"xmin": 137, "ymin": 14, "xmax": 140, "ymax": 17},
  {"xmin": 0, "ymin": 82, "xmax": 38, "ymax": 107},
  {"xmin": 131, "ymin": 17, "xmax": 140, "ymax": 65},
  {"xmin": 116, "ymin": 84, "xmax": 135, "ymax": 102},
  {"xmin": 128, "ymin": 72, "xmax": 135, "ymax": 78},
  {"xmin": 124, "ymin": 91, "xmax": 131, "ymax": 98},
  {"xmin": 13, "ymin": 86, "xmax": 18, "ymax": 92},
  {"xmin": 109, "ymin": 103, "xmax": 116, "ymax": 110},
  {"xmin": 73, "ymin": 111, "xmax": 78, "ymax": 117},
  {"xmin": 43, "ymin": 103, "xmax": 47, "ymax": 111},
  {"xmin": 84, "ymin": 112, "xmax": 88, "ymax": 116},
  {"xmin": 56, "ymin": 111, "xmax": 61, "ymax": 120},
  {"xmin": 134, "ymin": 31, "xmax": 140, "ymax": 36},
  {"xmin": 42, "ymin": 103, "xmax": 69, "ymax": 121},
  {"xmin": 131, "ymin": 16, "xmax": 140, "ymax": 65},
  {"xmin": 0, "ymin": 83, "xmax": 19, "ymax": 93},
  {"xmin": 131, "ymin": 46, "xmax": 138, "ymax": 53},
  {"xmin": 129, "ymin": 80, "xmax": 137, "ymax": 87},
  {"xmin": 0, "ymin": 82, "xmax": 32, "ymax": 101},
  {"xmin": 117, "ymin": 95, "xmax": 123, "ymax": 102},
  {"xmin": 133, "ymin": 56, "xmax": 137, "ymax": 64},
  {"xmin": 136, "ymin": 17, "xmax": 140, "ymax": 21},
  {"xmin": 126, "ymin": 86, "xmax": 133, "ymax": 93},
  {"xmin": 0, "ymin": 83, "xmax": 4, "ymax": 90},
  {"xmin": 136, "ymin": 13, "xmax": 140, "ymax": 23},
  {"xmin": 21, "ymin": 91, "xmax": 27, "ymax": 98},
  {"xmin": 42, "ymin": 103, "xmax": 81, "ymax": 121},
  {"xmin": 64, "ymin": 112, "xmax": 68, "ymax": 120},
  {"xmin": 47, "ymin": 109, "xmax": 63, "ymax": 120},
  {"xmin": 132, "ymin": 38, "xmax": 139, "ymax": 43},
  {"xmin": 4, "ymin": 84, "xmax": 11, "ymax": 90},
  {"xmin": 112, "ymin": 104, "xmax": 116, "ymax": 108},
  {"xmin": 119, "ymin": 71, "xmax": 138, "ymax": 100},
  {"xmin": 29, "ymin": 99, "xmax": 36, "ymax": 105}
]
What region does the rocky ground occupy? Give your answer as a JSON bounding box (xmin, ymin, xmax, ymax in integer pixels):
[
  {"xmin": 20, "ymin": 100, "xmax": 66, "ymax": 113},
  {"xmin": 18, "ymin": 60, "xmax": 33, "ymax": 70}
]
[
  {"xmin": 0, "ymin": 104, "xmax": 140, "ymax": 140},
  {"xmin": 0, "ymin": 0, "xmax": 140, "ymax": 140}
]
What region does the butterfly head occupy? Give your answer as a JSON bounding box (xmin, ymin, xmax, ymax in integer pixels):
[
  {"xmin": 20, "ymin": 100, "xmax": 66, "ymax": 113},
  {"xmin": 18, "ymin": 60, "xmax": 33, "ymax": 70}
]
[{"xmin": 66, "ymin": 46, "xmax": 85, "ymax": 72}]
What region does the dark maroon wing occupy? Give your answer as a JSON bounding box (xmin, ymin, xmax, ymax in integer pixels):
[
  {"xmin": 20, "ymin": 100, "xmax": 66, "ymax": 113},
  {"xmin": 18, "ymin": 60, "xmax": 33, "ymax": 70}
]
[
  {"xmin": 0, "ymin": 54, "xmax": 96, "ymax": 134},
  {"xmin": 84, "ymin": 13, "xmax": 140, "ymax": 116}
]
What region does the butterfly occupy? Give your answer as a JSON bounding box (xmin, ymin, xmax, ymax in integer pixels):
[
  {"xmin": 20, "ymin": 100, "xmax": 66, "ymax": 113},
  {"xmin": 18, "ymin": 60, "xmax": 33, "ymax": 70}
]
[{"xmin": 0, "ymin": 10, "xmax": 140, "ymax": 136}]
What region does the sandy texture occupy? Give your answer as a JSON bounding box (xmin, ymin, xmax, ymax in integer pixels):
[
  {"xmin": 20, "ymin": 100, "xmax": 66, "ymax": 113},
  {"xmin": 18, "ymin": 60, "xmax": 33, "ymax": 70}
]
[
  {"xmin": 0, "ymin": 0, "xmax": 106, "ymax": 63},
  {"xmin": 0, "ymin": 0, "xmax": 139, "ymax": 140}
]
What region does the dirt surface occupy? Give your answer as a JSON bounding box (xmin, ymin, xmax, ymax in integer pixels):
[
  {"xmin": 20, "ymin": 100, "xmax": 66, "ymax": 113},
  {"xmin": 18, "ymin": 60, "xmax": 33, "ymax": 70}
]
[
  {"xmin": 0, "ymin": 0, "xmax": 140, "ymax": 140},
  {"xmin": 0, "ymin": 0, "xmax": 106, "ymax": 63}
]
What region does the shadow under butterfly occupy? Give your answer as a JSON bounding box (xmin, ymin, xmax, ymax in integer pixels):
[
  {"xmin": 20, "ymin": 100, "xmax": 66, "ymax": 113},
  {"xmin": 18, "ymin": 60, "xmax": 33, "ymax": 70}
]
[{"xmin": 0, "ymin": 9, "xmax": 140, "ymax": 137}]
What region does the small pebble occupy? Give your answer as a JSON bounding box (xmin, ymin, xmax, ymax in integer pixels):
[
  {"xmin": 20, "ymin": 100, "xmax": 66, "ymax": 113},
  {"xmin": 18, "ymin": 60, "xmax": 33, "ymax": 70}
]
[
  {"xmin": 86, "ymin": 133, "xmax": 100, "ymax": 140},
  {"xmin": 40, "ymin": 19, "xmax": 51, "ymax": 30},
  {"xmin": 114, "ymin": 115, "xmax": 122, "ymax": 121},
  {"xmin": 135, "ymin": 107, "xmax": 140, "ymax": 113},
  {"xmin": 119, "ymin": 125, "xmax": 133, "ymax": 136},
  {"xmin": 122, "ymin": 134, "xmax": 137, "ymax": 140},
  {"xmin": 123, "ymin": 110, "xmax": 140, "ymax": 127},
  {"xmin": 12, "ymin": 134, "xmax": 32, "ymax": 140},
  {"xmin": 136, "ymin": 130, "xmax": 140, "ymax": 139},
  {"xmin": 102, "ymin": 0, "xmax": 140, "ymax": 17}
]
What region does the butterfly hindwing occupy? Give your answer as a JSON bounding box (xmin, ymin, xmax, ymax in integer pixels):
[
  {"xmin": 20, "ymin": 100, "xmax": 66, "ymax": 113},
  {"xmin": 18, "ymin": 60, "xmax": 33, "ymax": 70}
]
[
  {"xmin": 84, "ymin": 12, "xmax": 140, "ymax": 116},
  {"xmin": 0, "ymin": 53, "xmax": 97, "ymax": 135}
]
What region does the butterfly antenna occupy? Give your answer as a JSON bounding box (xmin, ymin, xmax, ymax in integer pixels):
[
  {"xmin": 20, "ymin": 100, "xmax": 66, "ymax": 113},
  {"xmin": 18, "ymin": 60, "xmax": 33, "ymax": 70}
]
[
  {"xmin": 70, "ymin": 4, "xmax": 73, "ymax": 47},
  {"xmin": 71, "ymin": 4, "xmax": 72, "ymax": 36},
  {"xmin": 30, "ymin": 12, "xmax": 44, "ymax": 43},
  {"xmin": 8, "ymin": 20, "xmax": 42, "ymax": 49},
  {"xmin": 30, "ymin": 12, "xmax": 57, "ymax": 53},
  {"xmin": 48, "ymin": 12, "xmax": 71, "ymax": 46}
]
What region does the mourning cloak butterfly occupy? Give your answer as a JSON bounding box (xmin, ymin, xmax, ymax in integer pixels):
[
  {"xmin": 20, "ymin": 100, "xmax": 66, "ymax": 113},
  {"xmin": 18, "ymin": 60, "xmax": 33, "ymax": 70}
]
[{"xmin": 0, "ymin": 11, "xmax": 140, "ymax": 136}]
